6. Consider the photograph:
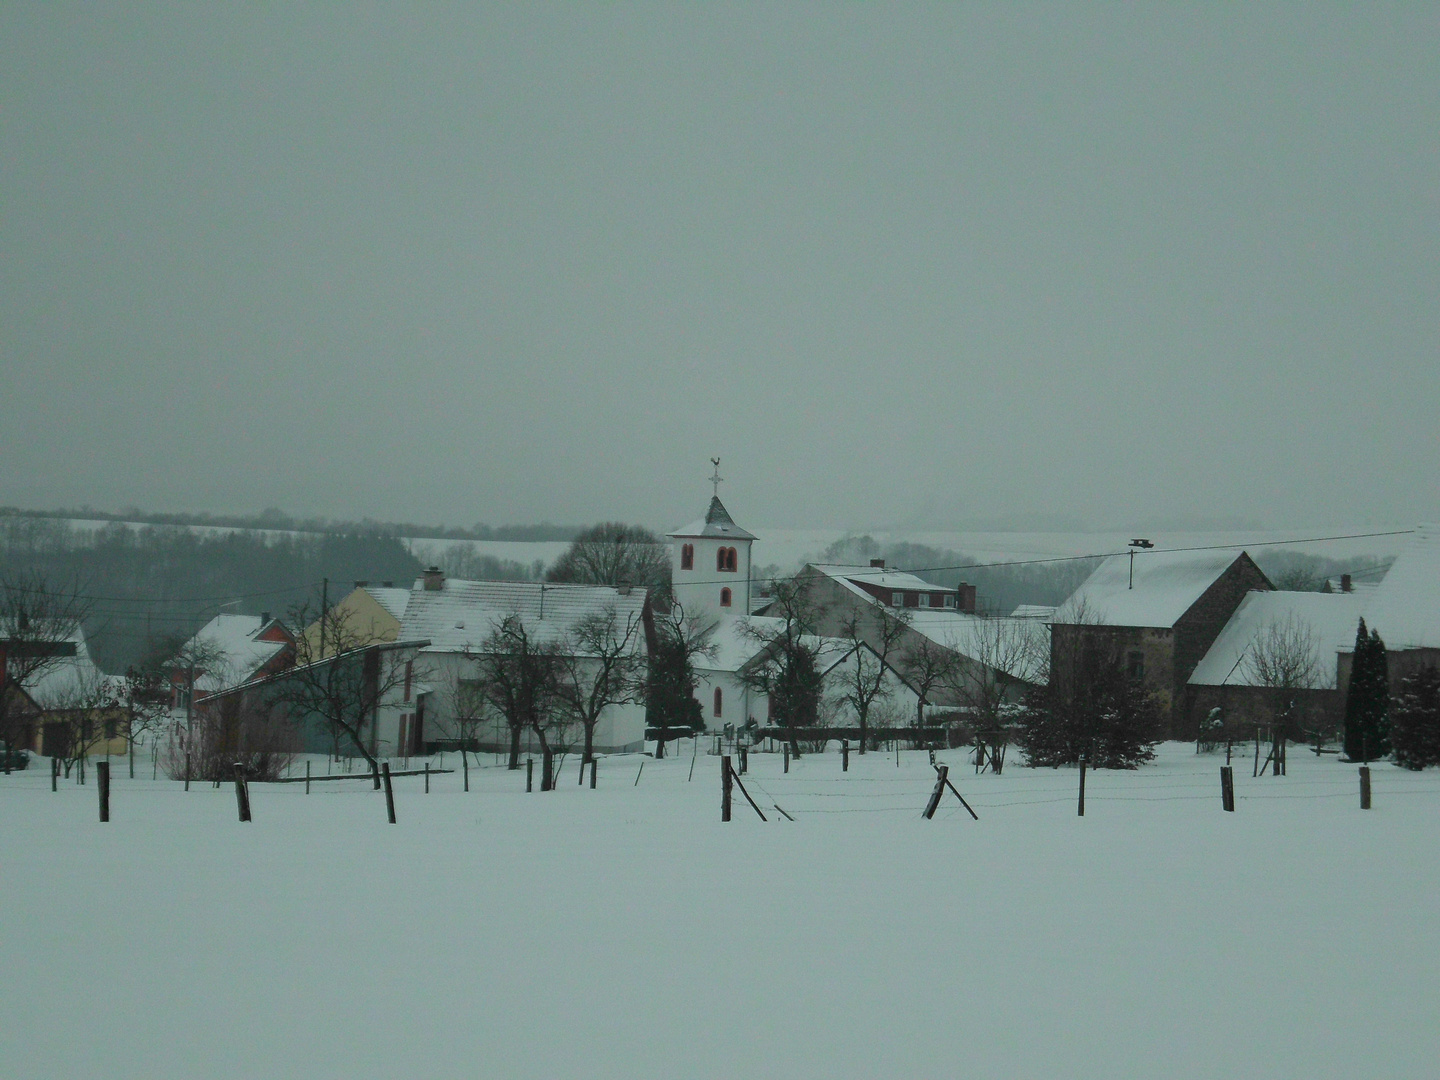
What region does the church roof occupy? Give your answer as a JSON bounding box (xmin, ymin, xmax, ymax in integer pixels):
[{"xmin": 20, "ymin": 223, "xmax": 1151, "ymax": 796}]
[{"xmin": 669, "ymin": 496, "xmax": 756, "ymax": 541}]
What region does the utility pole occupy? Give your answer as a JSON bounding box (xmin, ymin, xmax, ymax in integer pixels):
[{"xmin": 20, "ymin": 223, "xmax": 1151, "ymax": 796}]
[{"xmin": 319, "ymin": 577, "xmax": 329, "ymax": 658}]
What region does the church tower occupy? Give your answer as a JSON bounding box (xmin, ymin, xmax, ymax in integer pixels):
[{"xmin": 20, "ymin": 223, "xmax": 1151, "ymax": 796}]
[{"xmin": 668, "ymin": 459, "xmax": 755, "ymax": 622}]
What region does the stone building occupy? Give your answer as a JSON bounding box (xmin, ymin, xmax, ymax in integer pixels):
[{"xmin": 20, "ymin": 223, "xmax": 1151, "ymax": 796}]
[{"xmin": 1051, "ymin": 549, "xmax": 1272, "ymax": 738}]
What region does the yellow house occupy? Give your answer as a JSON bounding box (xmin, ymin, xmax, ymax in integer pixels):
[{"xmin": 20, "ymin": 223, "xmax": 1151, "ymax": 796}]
[
  {"xmin": 8, "ymin": 625, "xmax": 131, "ymax": 760},
  {"xmin": 300, "ymin": 585, "xmax": 412, "ymax": 660}
]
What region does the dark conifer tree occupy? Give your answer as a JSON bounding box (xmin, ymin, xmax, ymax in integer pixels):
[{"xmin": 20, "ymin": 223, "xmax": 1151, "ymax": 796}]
[
  {"xmin": 1342, "ymin": 618, "xmax": 1390, "ymax": 761},
  {"xmin": 1390, "ymin": 665, "xmax": 1440, "ymax": 770}
]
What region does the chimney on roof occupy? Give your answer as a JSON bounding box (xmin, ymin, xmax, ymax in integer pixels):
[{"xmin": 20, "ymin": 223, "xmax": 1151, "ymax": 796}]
[
  {"xmin": 423, "ymin": 566, "xmax": 445, "ymax": 592},
  {"xmin": 870, "ymin": 558, "xmax": 886, "ymax": 569},
  {"xmin": 1341, "ymin": 573, "xmax": 1353, "ymax": 593},
  {"xmin": 260, "ymin": 612, "xmax": 270, "ymax": 625}
]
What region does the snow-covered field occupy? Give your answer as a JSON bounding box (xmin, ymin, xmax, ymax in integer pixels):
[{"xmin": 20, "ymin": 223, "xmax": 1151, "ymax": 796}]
[{"xmin": 4, "ymin": 743, "xmax": 1437, "ymax": 1079}]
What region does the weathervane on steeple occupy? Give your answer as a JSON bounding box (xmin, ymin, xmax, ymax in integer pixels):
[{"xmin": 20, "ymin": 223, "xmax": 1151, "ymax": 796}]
[{"xmin": 709, "ymin": 457, "xmax": 723, "ymax": 498}]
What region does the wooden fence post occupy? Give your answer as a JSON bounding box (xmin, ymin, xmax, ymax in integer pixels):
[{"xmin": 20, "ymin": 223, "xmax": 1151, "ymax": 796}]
[
  {"xmin": 97, "ymin": 760, "xmax": 110, "ymax": 822},
  {"xmin": 526, "ymin": 757, "xmax": 534, "ymax": 793},
  {"xmin": 52, "ymin": 755, "xmax": 59, "ymax": 793},
  {"xmin": 721, "ymin": 755, "xmax": 732, "ymax": 822},
  {"xmin": 463, "ymin": 751, "xmax": 470, "ymax": 792},
  {"xmin": 1077, "ymin": 755, "xmax": 1087, "ymax": 817},
  {"xmin": 783, "ymin": 743, "xmax": 790, "ymax": 773},
  {"xmin": 730, "ymin": 768, "xmax": 768, "ymax": 821},
  {"xmin": 938, "ymin": 766, "xmax": 979, "ymax": 820},
  {"xmin": 739, "ymin": 744, "xmax": 748, "ymax": 775},
  {"xmin": 184, "ymin": 751, "xmax": 190, "ymax": 792},
  {"xmin": 590, "ymin": 759, "xmax": 597, "ymax": 789},
  {"xmin": 382, "ymin": 762, "xmax": 396, "ymax": 823},
  {"xmin": 923, "ymin": 764, "xmax": 948, "ymax": 819},
  {"xmin": 542, "ymin": 748, "xmax": 554, "ymax": 792},
  {"xmin": 305, "ymin": 759, "xmax": 311, "ymax": 795},
  {"xmin": 424, "ymin": 762, "xmax": 430, "ymax": 794},
  {"xmin": 1220, "ymin": 765, "xmax": 1235, "ymax": 812},
  {"xmin": 233, "ymin": 763, "xmax": 251, "ymax": 822},
  {"xmin": 842, "ymin": 740, "xmax": 849, "ymax": 772},
  {"xmin": 1359, "ymin": 766, "xmax": 1371, "ymax": 810}
]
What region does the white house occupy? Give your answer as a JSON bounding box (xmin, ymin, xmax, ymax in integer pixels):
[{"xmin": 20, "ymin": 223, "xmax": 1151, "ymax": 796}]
[{"xmin": 398, "ymin": 571, "xmax": 651, "ymax": 754}]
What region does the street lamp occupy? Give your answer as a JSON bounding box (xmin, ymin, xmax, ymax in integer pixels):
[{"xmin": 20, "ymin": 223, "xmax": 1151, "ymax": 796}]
[{"xmin": 1128, "ymin": 538, "xmax": 1154, "ymax": 589}]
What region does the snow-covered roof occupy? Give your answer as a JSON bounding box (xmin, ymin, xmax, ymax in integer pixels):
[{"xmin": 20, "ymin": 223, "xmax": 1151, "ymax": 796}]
[
  {"xmin": 21, "ymin": 625, "xmax": 126, "ymax": 709},
  {"xmin": 691, "ymin": 615, "xmax": 857, "ymax": 677},
  {"xmin": 669, "ymin": 496, "xmax": 757, "ymax": 542},
  {"xmin": 1352, "ymin": 525, "xmax": 1440, "ymax": 651},
  {"xmin": 1189, "ymin": 590, "xmax": 1367, "ymax": 689},
  {"xmin": 364, "ymin": 587, "xmax": 412, "ymax": 620},
  {"xmin": 904, "ymin": 610, "xmax": 1048, "ymax": 685},
  {"xmin": 810, "ymin": 563, "xmax": 954, "ymax": 597},
  {"xmin": 188, "ymin": 614, "xmax": 291, "ymax": 693},
  {"xmin": 1053, "ymin": 549, "xmax": 1263, "ymax": 628},
  {"xmin": 398, "ymin": 578, "xmax": 649, "ymax": 654},
  {"xmin": 1010, "ymin": 604, "xmax": 1057, "ymax": 620}
]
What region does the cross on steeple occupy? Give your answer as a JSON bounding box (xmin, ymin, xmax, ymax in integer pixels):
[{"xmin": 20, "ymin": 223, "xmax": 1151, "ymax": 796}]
[{"xmin": 709, "ymin": 457, "xmax": 723, "ymax": 498}]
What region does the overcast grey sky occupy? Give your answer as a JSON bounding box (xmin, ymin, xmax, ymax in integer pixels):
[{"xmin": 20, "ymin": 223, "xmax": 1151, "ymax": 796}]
[{"xmin": 4, "ymin": 5, "xmax": 1436, "ymax": 532}]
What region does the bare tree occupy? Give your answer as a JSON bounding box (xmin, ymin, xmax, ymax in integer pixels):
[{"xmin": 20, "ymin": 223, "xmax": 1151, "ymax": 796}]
[
  {"xmin": 1243, "ymin": 612, "xmax": 1322, "ymax": 746},
  {"xmin": 267, "ymin": 598, "xmax": 417, "ymax": 787},
  {"xmin": 835, "ymin": 606, "xmax": 910, "ymax": 752},
  {"xmin": 0, "ymin": 571, "xmax": 90, "ymax": 764},
  {"xmin": 737, "ymin": 574, "xmax": 827, "ymax": 758},
  {"xmin": 121, "ymin": 660, "xmax": 171, "ymax": 779},
  {"xmin": 546, "ymin": 522, "xmax": 671, "ymax": 599},
  {"xmin": 898, "ymin": 635, "xmax": 960, "ymax": 729},
  {"xmin": 445, "ymin": 665, "xmax": 492, "ymax": 789},
  {"xmin": 556, "ymin": 604, "xmax": 646, "ymax": 766},
  {"xmin": 466, "ymin": 613, "xmax": 566, "ymax": 784},
  {"xmin": 943, "ymin": 617, "xmax": 1047, "ymax": 734},
  {"xmin": 45, "ymin": 667, "xmax": 126, "ymax": 780}
]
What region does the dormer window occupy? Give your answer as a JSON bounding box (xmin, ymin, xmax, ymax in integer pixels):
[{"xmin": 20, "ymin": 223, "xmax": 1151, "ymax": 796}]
[{"xmin": 681, "ymin": 543, "xmax": 694, "ymax": 570}]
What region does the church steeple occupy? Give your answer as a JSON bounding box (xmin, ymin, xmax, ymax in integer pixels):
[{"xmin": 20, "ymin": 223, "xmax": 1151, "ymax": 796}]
[{"xmin": 668, "ymin": 462, "xmax": 756, "ymax": 619}]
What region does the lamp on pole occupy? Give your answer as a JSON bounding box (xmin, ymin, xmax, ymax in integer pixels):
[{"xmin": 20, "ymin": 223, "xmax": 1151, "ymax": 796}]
[{"xmin": 1128, "ymin": 538, "xmax": 1154, "ymax": 589}]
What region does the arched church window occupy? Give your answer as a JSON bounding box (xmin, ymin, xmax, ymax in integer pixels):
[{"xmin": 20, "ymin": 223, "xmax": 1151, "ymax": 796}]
[
  {"xmin": 720, "ymin": 587, "xmax": 732, "ymax": 608},
  {"xmin": 726, "ymin": 547, "xmax": 738, "ymax": 572},
  {"xmin": 717, "ymin": 547, "xmax": 726, "ymax": 572},
  {"xmin": 681, "ymin": 543, "xmax": 693, "ymax": 570},
  {"xmin": 713, "ymin": 687, "xmax": 723, "ymax": 717}
]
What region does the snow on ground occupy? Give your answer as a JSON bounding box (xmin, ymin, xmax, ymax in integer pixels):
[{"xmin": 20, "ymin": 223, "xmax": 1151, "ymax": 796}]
[{"xmin": 3, "ymin": 743, "xmax": 1438, "ymax": 1079}]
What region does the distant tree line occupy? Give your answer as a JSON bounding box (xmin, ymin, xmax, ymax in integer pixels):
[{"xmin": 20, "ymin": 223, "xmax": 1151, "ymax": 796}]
[
  {"xmin": 0, "ymin": 505, "xmax": 582, "ymax": 543},
  {"xmin": 0, "ymin": 516, "xmax": 421, "ymax": 673}
]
